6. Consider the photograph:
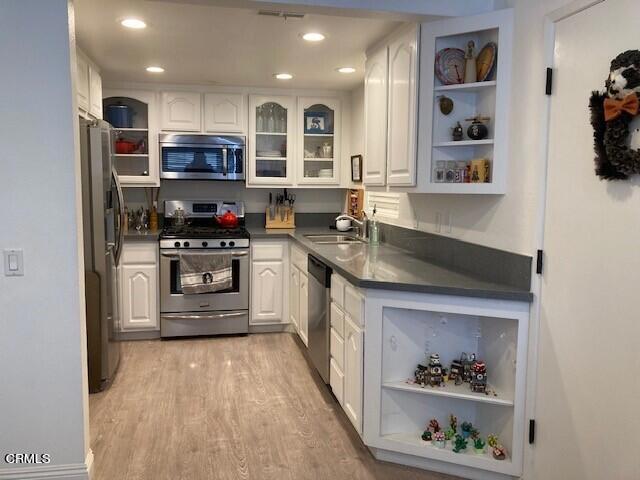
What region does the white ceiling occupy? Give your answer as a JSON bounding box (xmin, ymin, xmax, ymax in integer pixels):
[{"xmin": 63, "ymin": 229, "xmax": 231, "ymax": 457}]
[{"xmin": 73, "ymin": 0, "xmax": 404, "ymax": 90}]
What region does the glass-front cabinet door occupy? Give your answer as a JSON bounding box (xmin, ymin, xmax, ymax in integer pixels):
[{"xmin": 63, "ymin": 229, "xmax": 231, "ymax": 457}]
[
  {"xmin": 297, "ymin": 97, "xmax": 340, "ymax": 185},
  {"xmin": 248, "ymin": 95, "xmax": 295, "ymax": 185}
]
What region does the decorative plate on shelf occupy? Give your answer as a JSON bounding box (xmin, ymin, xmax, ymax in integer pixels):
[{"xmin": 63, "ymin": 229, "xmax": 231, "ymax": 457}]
[
  {"xmin": 435, "ymin": 48, "xmax": 465, "ymax": 85},
  {"xmin": 476, "ymin": 42, "xmax": 497, "ymax": 82}
]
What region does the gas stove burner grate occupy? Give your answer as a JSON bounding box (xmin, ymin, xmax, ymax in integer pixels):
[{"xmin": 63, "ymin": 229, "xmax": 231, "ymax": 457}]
[{"xmin": 161, "ymin": 225, "xmax": 250, "ymax": 239}]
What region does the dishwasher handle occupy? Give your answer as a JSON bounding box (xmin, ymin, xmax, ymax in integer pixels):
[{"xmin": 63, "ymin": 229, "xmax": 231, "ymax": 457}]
[{"xmin": 308, "ymin": 254, "xmax": 332, "ymax": 286}]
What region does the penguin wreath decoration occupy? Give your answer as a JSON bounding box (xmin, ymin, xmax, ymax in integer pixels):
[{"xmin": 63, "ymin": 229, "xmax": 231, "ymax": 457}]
[{"xmin": 589, "ymin": 50, "xmax": 640, "ymax": 179}]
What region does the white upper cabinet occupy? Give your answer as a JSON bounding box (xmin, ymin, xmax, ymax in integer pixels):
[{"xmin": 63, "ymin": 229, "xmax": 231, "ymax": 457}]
[
  {"xmin": 88, "ymin": 65, "xmax": 103, "ymax": 119},
  {"xmin": 417, "ymin": 9, "xmax": 513, "ymax": 194},
  {"xmin": 248, "ymin": 95, "xmax": 296, "ymax": 185},
  {"xmin": 364, "ymin": 46, "xmax": 389, "ymax": 186},
  {"xmin": 297, "ymin": 97, "xmax": 341, "ymax": 185},
  {"xmin": 77, "ymin": 54, "xmax": 90, "ymax": 112},
  {"xmin": 387, "ymin": 25, "xmax": 419, "ymax": 186},
  {"xmin": 161, "ymin": 91, "xmax": 202, "ymax": 131},
  {"xmin": 204, "ymin": 93, "xmax": 245, "ymax": 133}
]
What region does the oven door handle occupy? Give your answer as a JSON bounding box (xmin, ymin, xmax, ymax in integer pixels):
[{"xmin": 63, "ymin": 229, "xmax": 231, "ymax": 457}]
[
  {"xmin": 161, "ymin": 249, "xmax": 248, "ymax": 258},
  {"xmin": 161, "ymin": 311, "xmax": 246, "ymax": 320}
]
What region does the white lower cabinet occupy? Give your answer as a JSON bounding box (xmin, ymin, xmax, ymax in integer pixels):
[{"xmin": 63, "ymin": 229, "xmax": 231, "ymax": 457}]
[
  {"xmin": 343, "ymin": 314, "xmax": 364, "ymax": 434},
  {"xmin": 289, "ymin": 266, "xmax": 300, "ymax": 331},
  {"xmin": 330, "ymin": 273, "xmax": 364, "ymax": 435},
  {"xmin": 299, "ymin": 271, "xmax": 309, "ymax": 346},
  {"xmin": 250, "ymin": 240, "xmax": 288, "ymax": 325},
  {"xmin": 119, "ymin": 242, "xmax": 159, "ymax": 331}
]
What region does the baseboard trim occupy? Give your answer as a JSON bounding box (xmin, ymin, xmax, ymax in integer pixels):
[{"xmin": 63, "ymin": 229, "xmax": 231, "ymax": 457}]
[
  {"xmin": 248, "ymin": 323, "xmax": 294, "ymax": 333},
  {"xmin": 0, "ymin": 450, "xmax": 92, "ymax": 480}
]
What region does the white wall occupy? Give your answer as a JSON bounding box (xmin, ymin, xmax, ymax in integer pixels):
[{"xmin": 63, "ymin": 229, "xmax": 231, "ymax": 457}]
[
  {"xmin": 0, "ymin": 0, "xmax": 90, "ymax": 477},
  {"xmin": 359, "ymin": 0, "xmax": 573, "ymax": 256}
]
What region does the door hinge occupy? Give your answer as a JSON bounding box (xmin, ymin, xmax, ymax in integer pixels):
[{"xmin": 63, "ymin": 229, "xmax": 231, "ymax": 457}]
[
  {"xmin": 529, "ymin": 419, "xmax": 536, "ymax": 444},
  {"xmin": 545, "ymin": 68, "xmax": 553, "ymax": 95},
  {"xmin": 536, "ymin": 249, "xmax": 544, "ymax": 275}
]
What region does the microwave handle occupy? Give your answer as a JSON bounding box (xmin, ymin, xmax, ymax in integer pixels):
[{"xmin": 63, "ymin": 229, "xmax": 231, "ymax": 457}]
[{"xmin": 222, "ymin": 148, "xmax": 228, "ymax": 176}]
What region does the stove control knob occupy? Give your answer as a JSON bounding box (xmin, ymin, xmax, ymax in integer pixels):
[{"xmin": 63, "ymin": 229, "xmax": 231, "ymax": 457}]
[
  {"xmin": 174, "ymin": 241, "xmax": 181, "ymax": 248},
  {"xmin": 202, "ymin": 241, "xmax": 208, "ymax": 247},
  {"xmin": 184, "ymin": 241, "xmax": 190, "ymax": 247},
  {"xmin": 229, "ymin": 241, "xmax": 235, "ymax": 247},
  {"xmin": 220, "ymin": 241, "xmax": 227, "ymax": 247}
]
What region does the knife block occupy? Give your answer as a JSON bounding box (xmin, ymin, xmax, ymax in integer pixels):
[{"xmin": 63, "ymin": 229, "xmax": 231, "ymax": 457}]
[{"xmin": 265, "ymin": 207, "xmax": 295, "ymax": 229}]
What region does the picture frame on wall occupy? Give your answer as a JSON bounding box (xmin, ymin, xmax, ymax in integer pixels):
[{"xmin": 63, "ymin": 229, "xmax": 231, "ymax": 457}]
[{"xmin": 351, "ymin": 155, "xmax": 363, "ymax": 182}]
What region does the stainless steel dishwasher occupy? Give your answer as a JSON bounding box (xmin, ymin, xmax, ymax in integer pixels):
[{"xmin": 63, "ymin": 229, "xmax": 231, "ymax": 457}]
[{"xmin": 308, "ymin": 254, "xmax": 332, "ymax": 384}]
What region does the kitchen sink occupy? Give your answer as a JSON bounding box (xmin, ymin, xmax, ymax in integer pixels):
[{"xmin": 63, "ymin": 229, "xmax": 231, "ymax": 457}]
[{"xmin": 304, "ymin": 234, "xmax": 366, "ymax": 245}]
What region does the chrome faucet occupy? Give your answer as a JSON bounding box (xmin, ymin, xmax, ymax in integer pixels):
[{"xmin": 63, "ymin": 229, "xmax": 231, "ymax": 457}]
[{"xmin": 335, "ymin": 213, "xmax": 368, "ymax": 241}]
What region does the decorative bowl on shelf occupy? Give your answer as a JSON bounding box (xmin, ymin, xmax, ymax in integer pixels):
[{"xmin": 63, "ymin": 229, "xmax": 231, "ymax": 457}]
[{"xmin": 435, "ymin": 48, "xmax": 465, "ymax": 85}]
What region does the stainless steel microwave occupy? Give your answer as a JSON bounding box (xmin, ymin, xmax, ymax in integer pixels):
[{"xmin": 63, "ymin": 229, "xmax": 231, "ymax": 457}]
[{"xmin": 159, "ymin": 134, "xmax": 245, "ymax": 181}]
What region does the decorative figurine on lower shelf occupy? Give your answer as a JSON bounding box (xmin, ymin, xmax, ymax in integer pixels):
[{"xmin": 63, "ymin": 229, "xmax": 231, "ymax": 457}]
[
  {"xmin": 452, "ymin": 122, "xmax": 464, "ymax": 141},
  {"xmin": 453, "ymin": 435, "xmax": 468, "ymax": 453},
  {"xmin": 473, "ymin": 437, "xmax": 486, "ymax": 454},
  {"xmin": 448, "ymin": 414, "xmax": 458, "ymax": 434},
  {"xmin": 433, "ymin": 431, "xmax": 446, "ymax": 449},
  {"xmin": 421, "ymin": 430, "xmax": 432, "ymax": 442},
  {"xmin": 426, "ymin": 353, "xmax": 445, "ymax": 386},
  {"xmin": 428, "ymin": 418, "xmax": 441, "ymax": 433},
  {"xmin": 414, "ymin": 364, "xmax": 429, "ymax": 386},
  {"xmin": 461, "ymin": 421, "xmax": 474, "ymax": 439},
  {"xmin": 492, "ymin": 445, "xmax": 507, "ymax": 460},
  {"xmin": 487, "ymin": 434, "xmax": 499, "ymax": 448},
  {"xmin": 444, "ymin": 427, "xmax": 455, "ymax": 441},
  {"xmin": 471, "ymin": 360, "xmax": 488, "ymax": 393},
  {"xmin": 470, "ymin": 427, "xmax": 480, "ymax": 440},
  {"xmin": 449, "ymin": 358, "xmax": 464, "ymax": 385}
]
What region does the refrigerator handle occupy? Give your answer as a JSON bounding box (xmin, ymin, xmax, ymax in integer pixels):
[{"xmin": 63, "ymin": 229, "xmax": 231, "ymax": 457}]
[{"xmin": 112, "ymin": 167, "xmax": 125, "ymax": 266}]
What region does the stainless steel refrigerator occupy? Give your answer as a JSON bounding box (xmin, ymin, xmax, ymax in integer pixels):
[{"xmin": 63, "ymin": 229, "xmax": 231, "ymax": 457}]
[{"xmin": 79, "ymin": 118, "xmax": 125, "ymax": 393}]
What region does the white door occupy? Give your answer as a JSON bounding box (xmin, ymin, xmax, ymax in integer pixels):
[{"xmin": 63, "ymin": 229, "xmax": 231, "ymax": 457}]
[
  {"xmin": 161, "ymin": 91, "xmax": 202, "ymax": 131},
  {"xmin": 535, "ymin": 2, "xmax": 640, "ymax": 478},
  {"xmin": 76, "ymin": 54, "xmax": 90, "ymax": 112},
  {"xmin": 121, "ymin": 264, "xmax": 158, "ymax": 330},
  {"xmin": 386, "ymin": 26, "xmax": 418, "ymax": 186},
  {"xmin": 343, "ymin": 314, "xmax": 363, "ymax": 434},
  {"xmin": 203, "ymin": 93, "xmax": 245, "ymax": 133},
  {"xmin": 299, "ymin": 271, "xmax": 308, "ymax": 346},
  {"xmin": 88, "ymin": 66, "xmax": 102, "ymax": 119},
  {"xmin": 363, "ymin": 46, "xmax": 388, "ymax": 186},
  {"xmin": 290, "ymin": 266, "xmax": 300, "ymax": 332},
  {"xmin": 251, "ymin": 260, "xmax": 284, "ymax": 323}
]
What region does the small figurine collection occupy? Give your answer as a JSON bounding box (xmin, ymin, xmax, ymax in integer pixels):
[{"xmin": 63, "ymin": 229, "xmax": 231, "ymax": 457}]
[
  {"xmin": 420, "ymin": 414, "xmax": 508, "ymax": 460},
  {"xmin": 410, "ymin": 352, "xmax": 495, "ymax": 397}
]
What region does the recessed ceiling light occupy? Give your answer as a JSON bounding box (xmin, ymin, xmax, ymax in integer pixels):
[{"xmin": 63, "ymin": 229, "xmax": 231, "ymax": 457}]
[
  {"xmin": 274, "ymin": 73, "xmax": 293, "ymax": 80},
  {"xmin": 302, "ymin": 32, "xmax": 325, "ymax": 42},
  {"xmin": 146, "ymin": 66, "xmax": 164, "ymax": 73},
  {"xmin": 337, "ymin": 67, "xmax": 356, "ymax": 74},
  {"xmin": 121, "ymin": 18, "xmax": 146, "ymax": 29}
]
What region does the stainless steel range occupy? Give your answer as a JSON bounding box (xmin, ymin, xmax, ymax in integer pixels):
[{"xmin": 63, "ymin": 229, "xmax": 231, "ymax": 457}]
[{"xmin": 160, "ymin": 200, "xmax": 250, "ymax": 337}]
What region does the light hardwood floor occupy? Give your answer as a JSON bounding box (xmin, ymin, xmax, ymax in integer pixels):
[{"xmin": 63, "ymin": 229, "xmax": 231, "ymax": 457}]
[{"xmin": 90, "ymin": 333, "xmax": 459, "ymax": 480}]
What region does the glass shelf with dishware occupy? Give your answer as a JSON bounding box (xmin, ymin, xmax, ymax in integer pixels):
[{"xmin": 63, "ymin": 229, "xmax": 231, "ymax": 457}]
[
  {"xmin": 256, "ymin": 102, "xmax": 288, "ymax": 135},
  {"xmin": 298, "ymin": 98, "xmax": 340, "ymax": 184}
]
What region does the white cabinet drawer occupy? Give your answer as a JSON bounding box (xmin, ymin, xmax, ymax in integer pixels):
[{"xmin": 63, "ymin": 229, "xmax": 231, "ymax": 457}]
[
  {"xmin": 330, "ymin": 358, "xmax": 344, "ymax": 406},
  {"xmin": 252, "ymin": 242, "xmax": 285, "ymax": 261},
  {"xmin": 344, "ymin": 284, "xmax": 364, "ymax": 327},
  {"xmin": 331, "ymin": 273, "xmax": 346, "ymax": 308},
  {"xmin": 330, "ymin": 302, "xmax": 344, "ymax": 337},
  {"xmin": 291, "ymin": 244, "xmax": 307, "ymax": 273},
  {"xmin": 121, "ymin": 242, "xmax": 157, "ymax": 264},
  {"xmin": 330, "ymin": 327, "xmax": 344, "ymax": 370}
]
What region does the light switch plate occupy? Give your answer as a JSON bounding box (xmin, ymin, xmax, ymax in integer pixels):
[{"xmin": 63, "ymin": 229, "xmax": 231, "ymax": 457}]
[{"xmin": 4, "ymin": 249, "xmax": 24, "ymax": 276}]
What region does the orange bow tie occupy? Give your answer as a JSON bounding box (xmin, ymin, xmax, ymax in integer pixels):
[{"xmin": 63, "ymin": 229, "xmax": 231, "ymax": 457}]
[{"xmin": 604, "ymin": 93, "xmax": 639, "ymax": 121}]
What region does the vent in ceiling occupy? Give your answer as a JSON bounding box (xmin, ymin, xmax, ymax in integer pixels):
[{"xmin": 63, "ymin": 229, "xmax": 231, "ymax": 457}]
[{"xmin": 258, "ymin": 10, "xmax": 305, "ymax": 20}]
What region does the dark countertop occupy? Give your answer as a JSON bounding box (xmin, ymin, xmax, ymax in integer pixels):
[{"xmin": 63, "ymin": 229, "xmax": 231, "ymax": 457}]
[
  {"xmin": 124, "ymin": 229, "xmax": 161, "ymax": 241},
  {"xmin": 247, "ymin": 226, "xmax": 533, "ymax": 302}
]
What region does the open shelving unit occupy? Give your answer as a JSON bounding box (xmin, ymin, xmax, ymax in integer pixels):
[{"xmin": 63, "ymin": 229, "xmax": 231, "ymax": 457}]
[
  {"xmin": 363, "ymin": 289, "xmax": 529, "ymax": 478},
  {"xmin": 416, "ymin": 10, "xmax": 513, "ymax": 194}
]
